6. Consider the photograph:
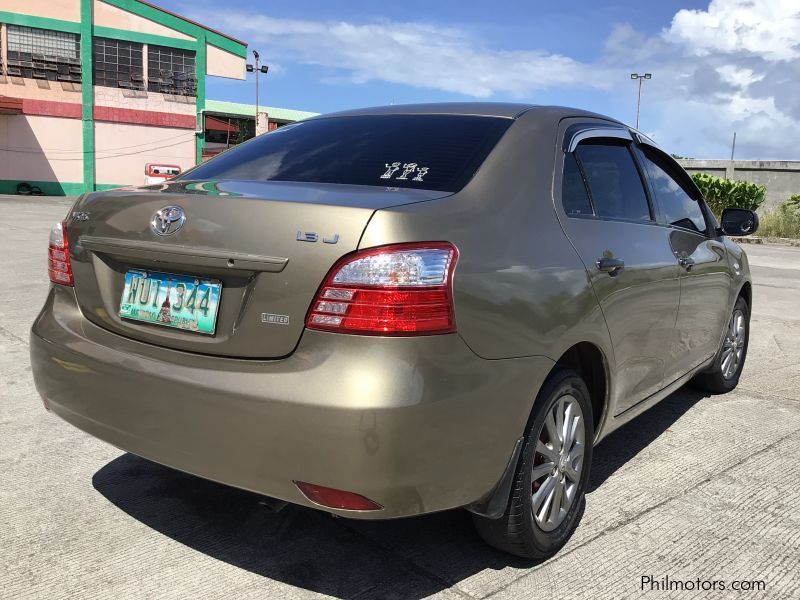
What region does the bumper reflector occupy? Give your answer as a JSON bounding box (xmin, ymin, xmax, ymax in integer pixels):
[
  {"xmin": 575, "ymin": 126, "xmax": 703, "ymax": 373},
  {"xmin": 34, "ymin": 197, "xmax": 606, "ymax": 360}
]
[{"xmin": 294, "ymin": 481, "xmax": 383, "ymax": 511}]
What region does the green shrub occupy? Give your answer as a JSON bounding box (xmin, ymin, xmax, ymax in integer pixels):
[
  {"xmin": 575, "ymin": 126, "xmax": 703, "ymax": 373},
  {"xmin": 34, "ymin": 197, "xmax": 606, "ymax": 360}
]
[
  {"xmin": 758, "ymin": 195, "xmax": 800, "ymax": 239},
  {"xmin": 691, "ymin": 172, "xmax": 766, "ymax": 216}
]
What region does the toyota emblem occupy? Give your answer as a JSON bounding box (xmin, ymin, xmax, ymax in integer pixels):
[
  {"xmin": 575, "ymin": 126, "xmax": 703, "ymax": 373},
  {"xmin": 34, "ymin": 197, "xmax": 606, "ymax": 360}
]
[{"xmin": 151, "ymin": 206, "xmax": 186, "ymax": 236}]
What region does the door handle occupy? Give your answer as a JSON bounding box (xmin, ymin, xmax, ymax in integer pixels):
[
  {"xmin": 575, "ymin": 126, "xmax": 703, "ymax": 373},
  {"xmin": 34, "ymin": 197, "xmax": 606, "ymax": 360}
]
[
  {"xmin": 596, "ymin": 257, "xmax": 625, "ymax": 276},
  {"xmin": 678, "ymin": 257, "xmax": 695, "ymax": 271}
]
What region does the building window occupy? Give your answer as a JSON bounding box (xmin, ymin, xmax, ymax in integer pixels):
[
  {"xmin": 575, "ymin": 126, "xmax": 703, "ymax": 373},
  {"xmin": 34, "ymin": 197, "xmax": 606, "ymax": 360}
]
[
  {"xmin": 93, "ymin": 38, "xmax": 144, "ymax": 90},
  {"xmin": 147, "ymin": 45, "xmax": 196, "ymax": 96},
  {"xmin": 5, "ymin": 25, "xmax": 81, "ymax": 82}
]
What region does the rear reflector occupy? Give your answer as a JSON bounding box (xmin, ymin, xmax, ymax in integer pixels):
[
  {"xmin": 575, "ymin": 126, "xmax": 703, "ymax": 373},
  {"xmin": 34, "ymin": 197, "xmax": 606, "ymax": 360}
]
[
  {"xmin": 294, "ymin": 481, "xmax": 383, "ymax": 511},
  {"xmin": 48, "ymin": 221, "xmax": 74, "ymax": 286},
  {"xmin": 305, "ymin": 242, "xmax": 458, "ymax": 335}
]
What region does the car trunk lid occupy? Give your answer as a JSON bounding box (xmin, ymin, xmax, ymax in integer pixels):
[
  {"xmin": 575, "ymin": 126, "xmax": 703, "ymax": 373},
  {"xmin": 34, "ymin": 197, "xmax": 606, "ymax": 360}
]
[{"xmin": 67, "ymin": 180, "xmax": 449, "ymax": 358}]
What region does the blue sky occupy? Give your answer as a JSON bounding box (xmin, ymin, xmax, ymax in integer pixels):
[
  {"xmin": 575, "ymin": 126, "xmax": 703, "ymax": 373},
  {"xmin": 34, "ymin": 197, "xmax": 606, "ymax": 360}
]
[{"xmin": 161, "ymin": 0, "xmax": 798, "ymax": 159}]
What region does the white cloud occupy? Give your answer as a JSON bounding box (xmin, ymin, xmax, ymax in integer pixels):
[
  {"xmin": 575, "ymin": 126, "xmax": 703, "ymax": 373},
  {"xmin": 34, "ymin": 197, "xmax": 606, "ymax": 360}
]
[
  {"xmin": 209, "ymin": 15, "xmax": 613, "ymax": 98},
  {"xmin": 715, "ymin": 65, "xmax": 764, "ymax": 89},
  {"xmin": 664, "ymin": 0, "xmax": 800, "ymax": 62}
]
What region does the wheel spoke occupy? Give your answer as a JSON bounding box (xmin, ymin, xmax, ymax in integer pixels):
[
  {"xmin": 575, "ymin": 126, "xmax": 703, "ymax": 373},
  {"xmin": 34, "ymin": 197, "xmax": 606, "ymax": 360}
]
[
  {"xmin": 532, "ymin": 474, "xmax": 555, "ymax": 518},
  {"xmin": 721, "ymin": 349, "xmax": 733, "ymax": 375},
  {"xmin": 548, "ymin": 477, "xmax": 564, "ymax": 524},
  {"xmin": 563, "ymin": 463, "xmax": 580, "ymax": 482},
  {"xmin": 536, "ymin": 440, "xmax": 559, "ymax": 463},
  {"xmin": 531, "ymin": 461, "xmax": 555, "ymax": 481},
  {"xmin": 555, "ymin": 398, "xmax": 565, "ymax": 448},
  {"xmin": 569, "ymin": 440, "xmax": 584, "ymax": 462},
  {"xmin": 544, "ymin": 411, "xmax": 559, "ymax": 448},
  {"xmin": 564, "ymin": 413, "xmax": 581, "ymax": 454}
]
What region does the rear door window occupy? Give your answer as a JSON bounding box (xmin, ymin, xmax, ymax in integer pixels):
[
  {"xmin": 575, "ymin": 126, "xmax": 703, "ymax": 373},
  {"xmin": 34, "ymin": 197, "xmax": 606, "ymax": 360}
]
[
  {"xmin": 640, "ymin": 150, "xmax": 708, "ymax": 235},
  {"xmin": 561, "ymin": 153, "xmax": 593, "ymax": 216},
  {"xmin": 574, "ymin": 141, "xmax": 652, "ymax": 222},
  {"xmin": 181, "ymin": 115, "xmax": 512, "ymax": 192}
]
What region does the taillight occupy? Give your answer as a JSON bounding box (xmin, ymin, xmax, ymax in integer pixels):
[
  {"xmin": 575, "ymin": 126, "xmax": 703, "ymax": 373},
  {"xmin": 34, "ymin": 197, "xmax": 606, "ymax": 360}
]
[
  {"xmin": 48, "ymin": 221, "xmax": 74, "ymax": 286},
  {"xmin": 306, "ymin": 242, "xmax": 458, "ymax": 335}
]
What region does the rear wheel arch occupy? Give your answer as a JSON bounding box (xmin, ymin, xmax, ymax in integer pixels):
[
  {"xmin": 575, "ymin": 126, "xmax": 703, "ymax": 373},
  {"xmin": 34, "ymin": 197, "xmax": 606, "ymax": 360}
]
[{"xmin": 553, "ymin": 342, "xmax": 608, "ymax": 437}]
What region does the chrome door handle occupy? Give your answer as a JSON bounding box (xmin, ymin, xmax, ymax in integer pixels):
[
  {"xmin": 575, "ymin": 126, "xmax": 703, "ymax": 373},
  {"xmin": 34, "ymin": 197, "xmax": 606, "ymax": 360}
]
[
  {"xmin": 596, "ymin": 257, "xmax": 625, "ymax": 276},
  {"xmin": 678, "ymin": 257, "xmax": 695, "ymax": 271}
]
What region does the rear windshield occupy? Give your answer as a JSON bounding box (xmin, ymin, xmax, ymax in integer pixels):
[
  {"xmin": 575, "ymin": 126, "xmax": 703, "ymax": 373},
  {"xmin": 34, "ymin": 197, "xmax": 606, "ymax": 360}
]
[{"xmin": 181, "ymin": 114, "xmax": 512, "ymax": 192}]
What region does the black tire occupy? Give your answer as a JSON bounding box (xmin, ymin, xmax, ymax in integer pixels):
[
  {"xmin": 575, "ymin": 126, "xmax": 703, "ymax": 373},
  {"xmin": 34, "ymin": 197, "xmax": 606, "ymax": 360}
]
[
  {"xmin": 473, "ymin": 368, "xmax": 594, "ymax": 559},
  {"xmin": 694, "ymin": 296, "xmax": 750, "ymax": 394}
]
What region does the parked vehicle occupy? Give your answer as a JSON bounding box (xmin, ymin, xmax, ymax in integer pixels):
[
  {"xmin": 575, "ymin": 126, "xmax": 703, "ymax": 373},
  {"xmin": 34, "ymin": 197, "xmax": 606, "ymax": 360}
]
[{"xmin": 30, "ymin": 104, "xmax": 757, "ymax": 559}]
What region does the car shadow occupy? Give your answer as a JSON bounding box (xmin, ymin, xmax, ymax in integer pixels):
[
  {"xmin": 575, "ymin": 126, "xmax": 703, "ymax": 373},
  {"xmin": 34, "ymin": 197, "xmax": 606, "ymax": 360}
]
[
  {"xmin": 92, "ymin": 384, "xmax": 709, "ymax": 598},
  {"xmin": 92, "ymin": 454, "xmax": 533, "ymax": 599}
]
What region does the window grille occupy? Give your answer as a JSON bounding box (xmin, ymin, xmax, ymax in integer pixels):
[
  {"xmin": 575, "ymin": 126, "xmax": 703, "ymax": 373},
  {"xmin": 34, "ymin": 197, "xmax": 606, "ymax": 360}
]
[
  {"xmin": 93, "ymin": 38, "xmax": 144, "ymax": 90},
  {"xmin": 147, "ymin": 44, "xmax": 196, "ymax": 96},
  {"xmin": 5, "ymin": 25, "xmax": 81, "ymax": 81}
]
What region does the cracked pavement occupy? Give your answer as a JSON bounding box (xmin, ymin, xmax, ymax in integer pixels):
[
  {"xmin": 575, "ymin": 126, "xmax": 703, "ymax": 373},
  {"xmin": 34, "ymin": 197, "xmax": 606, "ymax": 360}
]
[{"xmin": 1, "ymin": 196, "xmax": 798, "ymax": 599}]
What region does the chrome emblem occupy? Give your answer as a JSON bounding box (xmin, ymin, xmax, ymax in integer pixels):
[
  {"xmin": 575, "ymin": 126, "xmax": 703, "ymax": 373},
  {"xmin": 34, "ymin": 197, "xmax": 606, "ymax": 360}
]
[{"xmin": 151, "ymin": 206, "xmax": 185, "ymax": 236}]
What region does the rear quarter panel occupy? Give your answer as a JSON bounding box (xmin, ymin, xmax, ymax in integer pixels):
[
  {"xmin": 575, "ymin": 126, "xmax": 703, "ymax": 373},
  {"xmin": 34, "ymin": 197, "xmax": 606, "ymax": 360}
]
[{"xmin": 360, "ymin": 109, "xmax": 614, "ymax": 368}]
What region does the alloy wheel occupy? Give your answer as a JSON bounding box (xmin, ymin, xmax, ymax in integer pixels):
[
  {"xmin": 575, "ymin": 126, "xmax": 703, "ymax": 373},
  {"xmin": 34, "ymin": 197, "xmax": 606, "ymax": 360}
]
[
  {"xmin": 531, "ymin": 394, "xmax": 585, "ymax": 532},
  {"xmin": 721, "ymin": 308, "xmax": 746, "ymax": 380}
]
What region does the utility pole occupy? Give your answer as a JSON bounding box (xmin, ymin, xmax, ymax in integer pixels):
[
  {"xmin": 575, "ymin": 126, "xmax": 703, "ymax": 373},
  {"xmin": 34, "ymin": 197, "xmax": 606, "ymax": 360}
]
[
  {"xmin": 246, "ymin": 50, "xmax": 269, "ymax": 136},
  {"xmin": 630, "ymin": 73, "xmax": 652, "ymax": 129},
  {"xmin": 730, "ymin": 131, "xmax": 737, "ymax": 161}
]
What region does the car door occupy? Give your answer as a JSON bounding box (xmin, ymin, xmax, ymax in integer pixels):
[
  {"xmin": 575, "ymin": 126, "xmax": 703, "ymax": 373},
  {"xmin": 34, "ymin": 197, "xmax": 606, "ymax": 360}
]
[
  {"xmin": 635, "ymin": 143, "xmax": 731, "ymax": 382},
  {"xmin": 555, "ymin": 123, "xmax": 681, "ymax": 415}
]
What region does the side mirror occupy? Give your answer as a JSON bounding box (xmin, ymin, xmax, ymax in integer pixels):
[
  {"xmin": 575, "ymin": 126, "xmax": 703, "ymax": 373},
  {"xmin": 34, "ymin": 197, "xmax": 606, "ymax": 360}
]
[{"xmin": 720, "ymin": 208, "xmax": 759, "ymax": 237}]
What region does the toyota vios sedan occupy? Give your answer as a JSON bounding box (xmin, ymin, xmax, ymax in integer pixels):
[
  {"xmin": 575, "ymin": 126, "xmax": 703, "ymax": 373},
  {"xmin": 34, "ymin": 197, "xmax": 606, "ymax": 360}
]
[{"xmin": 31, "ymin": 104, "xmax": 758, "ymax": 559}]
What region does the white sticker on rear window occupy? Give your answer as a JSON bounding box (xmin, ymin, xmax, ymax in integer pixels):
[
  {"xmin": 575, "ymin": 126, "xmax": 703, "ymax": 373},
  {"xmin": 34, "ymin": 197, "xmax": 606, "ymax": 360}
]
[{"xmin": 380, "ymin": 162, "xmax": 429, "ymax": 182}]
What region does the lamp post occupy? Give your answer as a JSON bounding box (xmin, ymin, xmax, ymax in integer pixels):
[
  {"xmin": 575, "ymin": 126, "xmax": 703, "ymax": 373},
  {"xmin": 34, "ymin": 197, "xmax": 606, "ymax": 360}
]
[
  {"xmin": 630, "ymin": 72, "xmax": 652, "ymax": 130},
  {"xmin": 246, "ymin": 50, "xmax": 269, "ymax": 136}
]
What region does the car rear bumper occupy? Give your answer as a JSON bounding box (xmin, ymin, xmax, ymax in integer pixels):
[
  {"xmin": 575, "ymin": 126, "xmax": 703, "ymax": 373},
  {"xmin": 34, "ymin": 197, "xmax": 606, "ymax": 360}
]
[{"xmin": 30, "ymin": 285, "xmax": 554, "ymax": 518}]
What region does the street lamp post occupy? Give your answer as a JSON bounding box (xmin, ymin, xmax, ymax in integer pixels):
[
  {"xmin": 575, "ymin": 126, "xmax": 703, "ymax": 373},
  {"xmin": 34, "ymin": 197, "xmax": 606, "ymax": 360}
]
[
  {"xmin": 246, "ymin": 50, "xmax": 269, "ymax": 136},
  {"xmin": 630, "ymin": 73, "xmax": 652, "ymax": 130}
]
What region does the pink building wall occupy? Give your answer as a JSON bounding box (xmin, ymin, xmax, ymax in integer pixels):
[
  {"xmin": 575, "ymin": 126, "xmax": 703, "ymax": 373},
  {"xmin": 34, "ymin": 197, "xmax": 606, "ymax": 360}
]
[
  {"xmin": 0, "ymin": 115, "xmax": 83, "ymax": 184},
  {"xmin": 94, "ymin": 121, "xmax": 195, "ymax": 186}
]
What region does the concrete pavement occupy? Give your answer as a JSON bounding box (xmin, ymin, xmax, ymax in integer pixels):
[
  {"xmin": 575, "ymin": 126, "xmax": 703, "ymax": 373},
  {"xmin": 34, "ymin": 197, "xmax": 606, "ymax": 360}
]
[{"xmin": 1, "ymin": 196, "xmax": 798, "ymax": 599}]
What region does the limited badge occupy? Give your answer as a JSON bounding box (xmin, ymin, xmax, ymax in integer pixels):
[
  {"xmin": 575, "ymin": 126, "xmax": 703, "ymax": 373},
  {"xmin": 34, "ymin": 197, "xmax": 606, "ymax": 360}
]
[{"xmin": 261, "ymin": 313, "xmax": 290, "ymax": 325}]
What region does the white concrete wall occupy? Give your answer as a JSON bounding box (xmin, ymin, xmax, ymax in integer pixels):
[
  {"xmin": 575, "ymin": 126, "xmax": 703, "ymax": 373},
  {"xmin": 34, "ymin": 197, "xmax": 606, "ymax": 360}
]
[
  {"xmin": 679, "ymin": 159, "xmax": 800, "ymax": 210},
  {"xmin": 0, "ymin": 114, "xmax": 83, "ymax": 183},
  {"xmin": 94, "ymin": 121, "xmax": 195, "ymax": 186}
]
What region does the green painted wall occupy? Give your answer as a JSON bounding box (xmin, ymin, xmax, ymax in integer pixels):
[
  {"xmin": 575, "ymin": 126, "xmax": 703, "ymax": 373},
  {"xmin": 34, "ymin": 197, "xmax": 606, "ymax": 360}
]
[
  {"xmin": 0, "ymin": 11, "xmax": 81, "ymax": 34},
  {"xmin": 80, "ymin": 0, "xmax": 95, "ymax": 193}
]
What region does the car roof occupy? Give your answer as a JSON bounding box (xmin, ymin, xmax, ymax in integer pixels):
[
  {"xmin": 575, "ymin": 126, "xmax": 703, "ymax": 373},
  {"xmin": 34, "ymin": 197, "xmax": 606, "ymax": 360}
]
[{"xmin": 308, "ymin": 102, "xmax": 624, "ymax": 124}]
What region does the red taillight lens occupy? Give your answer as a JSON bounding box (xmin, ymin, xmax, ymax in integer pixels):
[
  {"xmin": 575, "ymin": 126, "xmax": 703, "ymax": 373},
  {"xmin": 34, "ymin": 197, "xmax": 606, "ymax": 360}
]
[
  {"xmin": 48, "ymin": 221, "xmax": 74, "ymax": 286},
  {"xmin": 294, "ymin": 481, "xmax": 383, "ymax": 511},
  {"xmin": 306, "ymin": 242, "xmax": 458, "ymax": 335}
]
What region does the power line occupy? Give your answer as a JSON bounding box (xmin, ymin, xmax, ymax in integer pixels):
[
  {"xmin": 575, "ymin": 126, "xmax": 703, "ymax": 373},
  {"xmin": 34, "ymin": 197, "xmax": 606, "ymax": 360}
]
[
  {"xmin": 0, "ymin": 137, "xmax": 196, "ymax": 161},
  {"xmin": 0, "ymin": 131, "xmax": 195, "ymax": 154}
]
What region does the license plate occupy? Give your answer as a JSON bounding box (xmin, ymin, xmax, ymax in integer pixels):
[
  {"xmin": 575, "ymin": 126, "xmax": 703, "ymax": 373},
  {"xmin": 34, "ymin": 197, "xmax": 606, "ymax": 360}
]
[{"xmin": 119, "ymin": 270, "xmax": 221, "ymax": 335}]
